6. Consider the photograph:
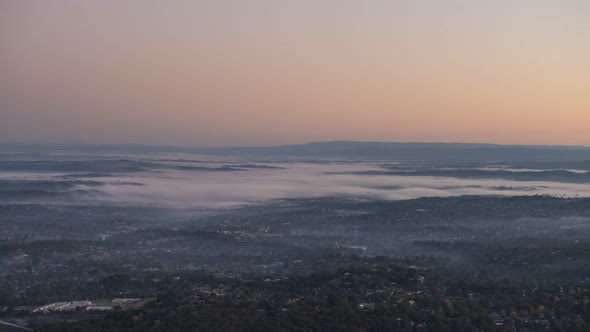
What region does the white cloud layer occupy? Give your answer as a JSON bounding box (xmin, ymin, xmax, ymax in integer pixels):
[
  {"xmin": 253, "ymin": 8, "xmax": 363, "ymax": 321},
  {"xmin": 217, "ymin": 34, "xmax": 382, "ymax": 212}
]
[{"xmin": 2, "ymin": 156, "xmax": 589, "ymax": 209}]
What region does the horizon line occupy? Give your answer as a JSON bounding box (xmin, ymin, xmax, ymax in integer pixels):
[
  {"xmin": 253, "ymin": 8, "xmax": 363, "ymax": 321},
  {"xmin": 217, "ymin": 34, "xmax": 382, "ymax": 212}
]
[{"xmin": 1, "ymin": 140, "xmax": 590, "ymax": 150}]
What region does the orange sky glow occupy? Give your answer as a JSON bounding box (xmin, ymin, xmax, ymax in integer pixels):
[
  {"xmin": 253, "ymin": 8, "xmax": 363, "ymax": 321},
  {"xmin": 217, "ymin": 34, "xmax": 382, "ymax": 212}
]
[{"xmin": 1, "ymin": 0, "xmax": 589, "ymax": 147}]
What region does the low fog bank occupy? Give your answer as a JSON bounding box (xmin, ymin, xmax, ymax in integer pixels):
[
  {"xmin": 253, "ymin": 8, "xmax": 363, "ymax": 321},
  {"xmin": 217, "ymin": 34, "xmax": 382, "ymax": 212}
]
[{"xmin": 1, "ymin": 151, "xmax": 590, "ymax": 208}]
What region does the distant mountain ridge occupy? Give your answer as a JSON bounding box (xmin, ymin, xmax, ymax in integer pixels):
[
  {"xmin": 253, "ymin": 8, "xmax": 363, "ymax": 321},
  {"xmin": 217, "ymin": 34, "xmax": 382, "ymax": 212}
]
[{"xmin": 2, "ymin": 141, "xmax": 590, "ymax": 162}]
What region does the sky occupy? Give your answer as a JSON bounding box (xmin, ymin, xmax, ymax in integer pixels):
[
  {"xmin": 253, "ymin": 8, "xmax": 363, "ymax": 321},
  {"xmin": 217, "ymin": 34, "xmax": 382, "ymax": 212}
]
[{"xmin": 1, "ymin": 0, "xmax": 589, "ymax": 147}]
